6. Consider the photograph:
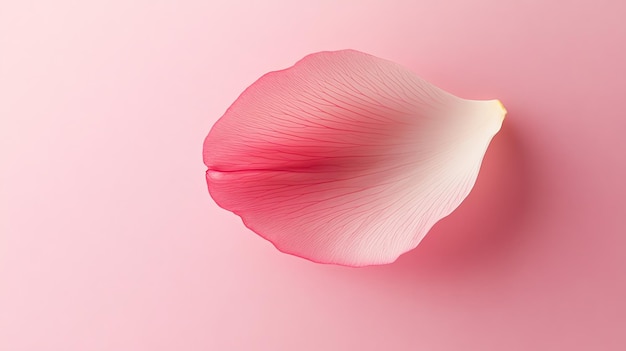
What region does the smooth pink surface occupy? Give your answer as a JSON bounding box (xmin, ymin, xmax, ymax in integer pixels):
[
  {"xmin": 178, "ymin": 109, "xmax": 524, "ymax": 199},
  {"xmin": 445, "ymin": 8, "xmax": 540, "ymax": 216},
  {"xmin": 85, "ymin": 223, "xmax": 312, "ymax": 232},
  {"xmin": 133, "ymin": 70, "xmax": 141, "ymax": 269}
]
[{"xmin": 2, "ymin": 1, "xmax": 625, "ymax": 350}]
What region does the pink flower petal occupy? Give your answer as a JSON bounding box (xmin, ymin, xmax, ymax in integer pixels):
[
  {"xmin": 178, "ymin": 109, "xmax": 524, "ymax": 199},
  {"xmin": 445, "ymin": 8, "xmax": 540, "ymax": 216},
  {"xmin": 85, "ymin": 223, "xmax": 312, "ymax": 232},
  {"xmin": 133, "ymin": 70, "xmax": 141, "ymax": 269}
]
[{"xmin": 204, "ymin": 50, "xmax": 506, "ymax": 266}]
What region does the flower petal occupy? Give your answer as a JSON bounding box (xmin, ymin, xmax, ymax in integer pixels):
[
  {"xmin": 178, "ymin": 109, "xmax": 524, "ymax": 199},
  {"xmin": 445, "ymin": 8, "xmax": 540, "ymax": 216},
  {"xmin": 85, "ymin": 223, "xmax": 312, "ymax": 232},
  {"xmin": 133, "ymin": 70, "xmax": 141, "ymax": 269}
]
[{"xmin": 204, "ymin": 50, "xmax": 506, "ymax": 266}]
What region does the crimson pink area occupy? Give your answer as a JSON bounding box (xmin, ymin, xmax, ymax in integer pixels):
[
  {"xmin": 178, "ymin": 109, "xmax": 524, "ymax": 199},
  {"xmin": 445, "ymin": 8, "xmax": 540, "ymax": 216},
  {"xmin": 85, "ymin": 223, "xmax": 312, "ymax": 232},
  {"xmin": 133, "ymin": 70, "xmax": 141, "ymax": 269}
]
[{"xmin": 2, "ymin": 1, "xmax": 626, "ymax": 350}]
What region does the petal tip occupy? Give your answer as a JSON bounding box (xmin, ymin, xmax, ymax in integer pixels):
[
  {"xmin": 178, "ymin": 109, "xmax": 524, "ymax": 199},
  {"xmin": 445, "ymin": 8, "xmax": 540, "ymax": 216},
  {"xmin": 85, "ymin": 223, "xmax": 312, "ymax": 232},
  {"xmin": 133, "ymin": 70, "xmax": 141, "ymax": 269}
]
[
  {"xmin": 496, "ymin": 99, "xmax": 507, "ymax": 118},
  {"xmin": 493, "ymin": 99, "xmax": 508, "ymax": 120}
]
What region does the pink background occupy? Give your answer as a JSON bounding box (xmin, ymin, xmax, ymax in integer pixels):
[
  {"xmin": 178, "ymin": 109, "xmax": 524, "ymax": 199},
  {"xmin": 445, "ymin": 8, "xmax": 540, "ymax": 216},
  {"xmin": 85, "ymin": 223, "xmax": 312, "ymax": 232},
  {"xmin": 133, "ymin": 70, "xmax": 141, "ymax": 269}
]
[{"xmin": 2, "ymin": 1, "xmax": 625, "ymax": 350}]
